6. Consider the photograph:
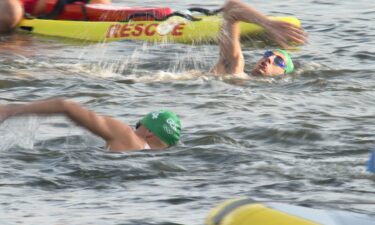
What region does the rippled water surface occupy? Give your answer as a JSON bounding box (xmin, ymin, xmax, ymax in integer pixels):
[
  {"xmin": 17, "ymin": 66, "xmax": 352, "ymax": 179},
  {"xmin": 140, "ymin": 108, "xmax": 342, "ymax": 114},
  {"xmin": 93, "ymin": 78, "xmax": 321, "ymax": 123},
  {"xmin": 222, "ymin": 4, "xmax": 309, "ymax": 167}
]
[{"xmin": 1, "ymin": 0, "xmax": 375, "ymax": 224}]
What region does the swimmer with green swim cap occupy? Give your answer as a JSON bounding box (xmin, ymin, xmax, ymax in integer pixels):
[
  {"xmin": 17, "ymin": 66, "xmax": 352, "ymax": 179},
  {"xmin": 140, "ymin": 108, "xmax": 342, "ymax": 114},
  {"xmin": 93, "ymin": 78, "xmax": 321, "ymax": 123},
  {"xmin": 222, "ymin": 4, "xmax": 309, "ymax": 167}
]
[
  {"xmin": 251, "ymin": 49, "xmax": 294, "ymax": 76},
  {"xmin": 210, "ymin": 0, "xmax": 306, "ymax": 77},
  {"xmin": 0, "ymin": 98, "xmax": 181, "ymax": 152},
  {"xmin": 138, "ymin": 110, "xmax": 181, "ymax": 147}
]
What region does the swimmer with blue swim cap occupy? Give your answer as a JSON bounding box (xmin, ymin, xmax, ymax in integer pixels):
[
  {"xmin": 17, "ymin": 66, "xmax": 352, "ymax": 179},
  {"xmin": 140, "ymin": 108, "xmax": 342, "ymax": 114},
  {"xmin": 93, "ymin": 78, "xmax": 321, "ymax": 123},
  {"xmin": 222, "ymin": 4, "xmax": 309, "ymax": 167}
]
[{"xmin": 210, "ymin": 0, "xmax": 306, "ymax": 77}]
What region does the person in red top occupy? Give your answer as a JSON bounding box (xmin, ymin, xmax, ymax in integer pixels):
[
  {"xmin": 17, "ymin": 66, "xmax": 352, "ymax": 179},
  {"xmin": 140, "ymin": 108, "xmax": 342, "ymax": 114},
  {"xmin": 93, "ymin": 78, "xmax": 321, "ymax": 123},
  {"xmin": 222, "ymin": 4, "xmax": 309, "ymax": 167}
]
[
  {"xmin": 0, "ymin": 0, "xmax": 110, "ymax": 33},
  {"xmin": 21, "ymin": 0, "xmax": 111, "ymax": 17}
]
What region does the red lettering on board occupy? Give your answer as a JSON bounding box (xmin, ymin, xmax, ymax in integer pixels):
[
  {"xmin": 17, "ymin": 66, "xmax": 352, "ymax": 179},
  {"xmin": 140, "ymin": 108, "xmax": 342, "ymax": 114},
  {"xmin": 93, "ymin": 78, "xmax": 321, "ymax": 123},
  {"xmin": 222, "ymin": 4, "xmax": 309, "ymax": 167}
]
[
  {"xmin": 119, "ymin": 24, "xmax": 133, "ymax": 37},
  {"xmin": 145, "ymin": 24, "xmax": 157, "ymax": 36},
  {"xmin": 132, "ymin": 24, "xmax": 143, "ymax": 36},
  {"xmin": 171, "ymin": 24, "xmax": 185, "ymax": 36},
  {"xmin": 106, "ymin": 24, "xmax": 121, "ymax": 38},
  {"xmin": 106, "ymin": 23, "xmax": 186, "ymax": 38}
]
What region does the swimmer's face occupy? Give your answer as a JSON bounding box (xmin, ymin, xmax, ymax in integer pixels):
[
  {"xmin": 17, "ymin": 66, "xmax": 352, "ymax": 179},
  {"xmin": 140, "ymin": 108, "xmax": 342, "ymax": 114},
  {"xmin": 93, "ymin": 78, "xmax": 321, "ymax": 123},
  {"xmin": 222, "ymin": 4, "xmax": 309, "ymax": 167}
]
[{"xmin": 251, "ymin": 51, "xmax": 286, "ymax": 76}]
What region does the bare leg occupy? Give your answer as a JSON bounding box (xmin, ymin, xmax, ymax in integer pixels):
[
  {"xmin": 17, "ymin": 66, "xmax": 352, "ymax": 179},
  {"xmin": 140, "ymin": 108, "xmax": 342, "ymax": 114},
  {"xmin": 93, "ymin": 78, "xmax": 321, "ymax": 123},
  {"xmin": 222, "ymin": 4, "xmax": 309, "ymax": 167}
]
[{"xmin": 0, "ymin": 0, "xmax": 23, "ymax": 33}]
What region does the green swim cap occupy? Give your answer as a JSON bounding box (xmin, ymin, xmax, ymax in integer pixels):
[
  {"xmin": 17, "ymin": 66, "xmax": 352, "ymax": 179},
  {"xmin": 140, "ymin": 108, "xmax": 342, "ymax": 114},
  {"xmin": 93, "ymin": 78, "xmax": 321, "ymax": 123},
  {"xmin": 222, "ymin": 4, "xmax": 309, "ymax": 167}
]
[
  {"xmin": 141, "ymin": 110, "xmax": 181, "ymax": 146},
  {"xmin": 276, "ymin": 49, "xmax": 294, "ymax": 74}
]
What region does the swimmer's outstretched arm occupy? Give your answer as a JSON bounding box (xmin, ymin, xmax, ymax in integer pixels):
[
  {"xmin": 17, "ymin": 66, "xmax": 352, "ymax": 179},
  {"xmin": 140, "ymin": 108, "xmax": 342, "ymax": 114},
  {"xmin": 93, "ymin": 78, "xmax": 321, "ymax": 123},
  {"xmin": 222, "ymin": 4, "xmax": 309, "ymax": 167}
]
[
  {"xmin": 211, "ymin": 0, "xmax": 306, "ymax": 75},
  {"xmin": 0, "ymin": 99, "xmax": 133, "ymax": 145}
]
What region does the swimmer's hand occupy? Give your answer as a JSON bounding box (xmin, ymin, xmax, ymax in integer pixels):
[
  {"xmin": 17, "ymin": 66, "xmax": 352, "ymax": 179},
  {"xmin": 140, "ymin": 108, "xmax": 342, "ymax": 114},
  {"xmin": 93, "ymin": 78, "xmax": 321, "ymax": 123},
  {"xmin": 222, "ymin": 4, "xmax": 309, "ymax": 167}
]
[{"xmin": 263, "ymin": 19, "xmax": 307, "ymax": 49}]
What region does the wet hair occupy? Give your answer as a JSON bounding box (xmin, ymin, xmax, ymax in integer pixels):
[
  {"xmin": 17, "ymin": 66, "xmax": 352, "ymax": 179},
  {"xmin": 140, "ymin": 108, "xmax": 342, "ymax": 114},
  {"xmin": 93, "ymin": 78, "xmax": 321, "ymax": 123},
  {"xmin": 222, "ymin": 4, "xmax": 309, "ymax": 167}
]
[{"xmin": 135, "ymin": 121, "xmax": 141, "ymax": 129}]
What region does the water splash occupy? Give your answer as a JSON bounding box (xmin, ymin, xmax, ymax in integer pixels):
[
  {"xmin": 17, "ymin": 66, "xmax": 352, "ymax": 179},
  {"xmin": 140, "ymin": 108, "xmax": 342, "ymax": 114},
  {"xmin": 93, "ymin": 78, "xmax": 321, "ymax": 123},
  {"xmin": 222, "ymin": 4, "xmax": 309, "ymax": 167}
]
[
  {"xmin": 0, "ymin": 117, "xmax": 39, "ymax": 150},
  {"xmin": 118, "ymin": 70, "xmax": 207, "ymax": 83}
]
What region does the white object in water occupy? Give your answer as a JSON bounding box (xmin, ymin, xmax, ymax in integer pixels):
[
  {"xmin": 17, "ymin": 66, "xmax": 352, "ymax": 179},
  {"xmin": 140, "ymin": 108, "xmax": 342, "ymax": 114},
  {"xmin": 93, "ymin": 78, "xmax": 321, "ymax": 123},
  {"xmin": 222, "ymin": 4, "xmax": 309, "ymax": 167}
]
[{"xmin": 156, "ymin": 16, "xmax": 189, "ymax": 36}]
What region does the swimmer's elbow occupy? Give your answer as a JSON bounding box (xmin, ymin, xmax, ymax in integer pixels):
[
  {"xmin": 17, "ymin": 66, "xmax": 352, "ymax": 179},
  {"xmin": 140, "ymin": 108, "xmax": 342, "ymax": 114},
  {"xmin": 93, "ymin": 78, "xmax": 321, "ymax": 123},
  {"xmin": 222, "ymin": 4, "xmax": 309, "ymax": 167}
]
[{"xmin": 59, "ymin": 99, "xmax": 81, "ymax": 115}]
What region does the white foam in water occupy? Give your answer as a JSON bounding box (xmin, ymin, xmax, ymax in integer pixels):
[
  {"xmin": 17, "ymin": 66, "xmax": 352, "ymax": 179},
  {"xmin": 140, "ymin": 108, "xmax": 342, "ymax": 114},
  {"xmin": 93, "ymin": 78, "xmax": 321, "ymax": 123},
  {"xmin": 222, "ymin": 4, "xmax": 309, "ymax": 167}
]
[
  {"xmin": 84, "ymin": 63, "xmax": 122, "ymax": 78},
  {"xmin": 125, "ymin": 70, "xmax": 208, "ymax": 83},
  {"xmin": 296, "ymin": 61, "xmax": 328, "ymax": 75},
  {"xmin": 0, "ymin": 117, "xmax": 39, "ymax": 150}
]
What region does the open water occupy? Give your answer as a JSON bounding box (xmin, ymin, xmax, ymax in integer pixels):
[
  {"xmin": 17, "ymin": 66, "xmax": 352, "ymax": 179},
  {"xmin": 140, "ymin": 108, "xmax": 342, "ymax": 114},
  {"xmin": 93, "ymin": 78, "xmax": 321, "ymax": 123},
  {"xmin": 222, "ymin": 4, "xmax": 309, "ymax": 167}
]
[{"xmin": 0, "ymin": 0, "xmax": 375, "ymax": 224}]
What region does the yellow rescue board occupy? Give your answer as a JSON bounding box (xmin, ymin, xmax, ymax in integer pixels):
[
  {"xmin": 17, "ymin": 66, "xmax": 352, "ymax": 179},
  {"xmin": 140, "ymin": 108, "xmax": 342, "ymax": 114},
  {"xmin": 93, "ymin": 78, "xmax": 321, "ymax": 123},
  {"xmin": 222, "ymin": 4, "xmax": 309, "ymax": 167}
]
[
  {"xmin": 18, "ymin": 16, "xmax": 300, "ymax": 44},
  {"xmin": 206, "ymin": 199, "xmax": 375, "ymax": 225}
]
